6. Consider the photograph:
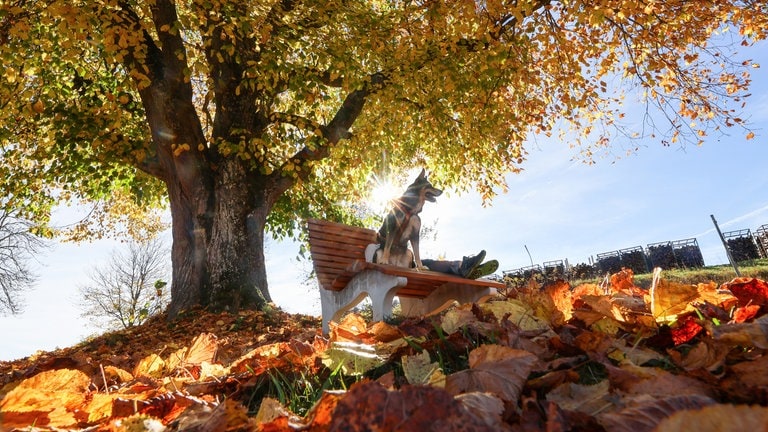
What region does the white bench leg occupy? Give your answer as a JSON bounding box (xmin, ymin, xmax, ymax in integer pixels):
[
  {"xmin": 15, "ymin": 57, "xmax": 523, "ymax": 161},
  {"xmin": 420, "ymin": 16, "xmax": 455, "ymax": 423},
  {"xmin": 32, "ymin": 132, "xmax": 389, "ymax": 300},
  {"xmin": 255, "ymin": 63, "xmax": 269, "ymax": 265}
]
[
  {"xmin": 320, "ymin": 270, "xmax": 407, "ymax": 335},
  {"xmin": 399, "ymin": 283, "xmax": 497, "ymax": 317}
]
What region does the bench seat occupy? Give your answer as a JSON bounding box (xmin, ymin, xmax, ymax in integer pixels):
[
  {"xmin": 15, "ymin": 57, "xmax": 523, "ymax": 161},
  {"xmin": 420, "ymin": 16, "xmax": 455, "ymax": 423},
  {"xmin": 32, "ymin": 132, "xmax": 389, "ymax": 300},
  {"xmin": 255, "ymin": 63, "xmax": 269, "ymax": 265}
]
[{"xmin": 307, "ymin": 218, "xmax": 505, "ymax": 334}]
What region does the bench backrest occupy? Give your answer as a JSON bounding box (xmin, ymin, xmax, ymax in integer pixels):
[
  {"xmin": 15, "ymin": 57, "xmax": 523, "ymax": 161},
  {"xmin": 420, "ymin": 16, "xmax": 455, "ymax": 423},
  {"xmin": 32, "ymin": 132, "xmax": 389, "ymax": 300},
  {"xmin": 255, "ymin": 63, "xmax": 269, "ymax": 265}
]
[{"xmin": 307, "ymin": 218, "xmax": 377, "ymax": 291}]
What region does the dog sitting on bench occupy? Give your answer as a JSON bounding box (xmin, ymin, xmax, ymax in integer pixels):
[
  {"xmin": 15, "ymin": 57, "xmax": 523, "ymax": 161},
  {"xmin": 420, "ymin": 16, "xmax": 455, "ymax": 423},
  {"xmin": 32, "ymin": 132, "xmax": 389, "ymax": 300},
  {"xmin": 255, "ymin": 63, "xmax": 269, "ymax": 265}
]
[
  {"xmin": 371, "ymin": 168, "xmax": 440, "ymax": 268},
  {"xmin": 366, "ymin": 169, "xmax": 497, "ymax": 279}
]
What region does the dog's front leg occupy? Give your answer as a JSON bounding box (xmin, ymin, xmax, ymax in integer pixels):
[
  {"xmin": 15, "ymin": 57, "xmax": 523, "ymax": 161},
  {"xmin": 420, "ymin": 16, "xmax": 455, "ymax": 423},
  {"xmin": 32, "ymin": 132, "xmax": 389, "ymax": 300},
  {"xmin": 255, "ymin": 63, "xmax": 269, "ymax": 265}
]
[
  {"xmin": 411, "ymin": 237, "xmax": 426, "ymax": 270},
  {"xmin": 409, "ymin": 217, "xmax": 428, "ymax": 270},
  {"xmin": 410, "ymin": 236, "xmax": 429, "ymax": 271},
  {"xmin": 380, "ymin": 237, "xmax": 394, "ymax": 265}
]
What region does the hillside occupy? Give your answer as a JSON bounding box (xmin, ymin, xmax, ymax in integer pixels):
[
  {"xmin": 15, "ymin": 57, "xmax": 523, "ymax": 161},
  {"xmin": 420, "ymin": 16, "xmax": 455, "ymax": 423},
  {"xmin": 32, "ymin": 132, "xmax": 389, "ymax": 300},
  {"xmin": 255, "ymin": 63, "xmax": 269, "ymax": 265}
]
[{"xmin": 2, "ymin": 268, "xmax": 768, "ymax": 431}]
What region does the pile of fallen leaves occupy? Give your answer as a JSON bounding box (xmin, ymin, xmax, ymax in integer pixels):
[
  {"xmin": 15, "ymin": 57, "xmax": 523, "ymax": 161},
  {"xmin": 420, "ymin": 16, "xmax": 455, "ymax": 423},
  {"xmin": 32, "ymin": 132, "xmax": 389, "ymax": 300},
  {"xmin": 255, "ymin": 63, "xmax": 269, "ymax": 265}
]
[{"xmin": 2, "ymin": 269, "xmax": 768, "ymax": 431}]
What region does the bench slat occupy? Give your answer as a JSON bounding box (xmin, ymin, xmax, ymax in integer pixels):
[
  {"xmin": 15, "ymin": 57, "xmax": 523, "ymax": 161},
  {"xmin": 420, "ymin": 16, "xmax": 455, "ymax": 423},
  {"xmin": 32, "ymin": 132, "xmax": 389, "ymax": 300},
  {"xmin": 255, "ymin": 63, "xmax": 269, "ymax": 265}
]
[{"xmin": 307, "ymin": 218, "xmax": 503, "ymax": 296}]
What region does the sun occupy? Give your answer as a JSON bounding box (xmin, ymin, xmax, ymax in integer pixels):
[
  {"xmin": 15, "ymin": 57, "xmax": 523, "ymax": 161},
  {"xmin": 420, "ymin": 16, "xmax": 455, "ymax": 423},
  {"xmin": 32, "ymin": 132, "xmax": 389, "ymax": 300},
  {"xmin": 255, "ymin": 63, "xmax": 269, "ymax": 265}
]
[{"xmin": 367, "ymin": 176, "xmax": 401, "ymax": 214}]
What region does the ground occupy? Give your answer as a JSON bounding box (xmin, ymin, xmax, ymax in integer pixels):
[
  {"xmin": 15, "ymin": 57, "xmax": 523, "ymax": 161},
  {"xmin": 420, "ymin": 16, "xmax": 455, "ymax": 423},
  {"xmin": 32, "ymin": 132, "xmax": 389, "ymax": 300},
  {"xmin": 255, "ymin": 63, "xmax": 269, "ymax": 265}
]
[{"xmin": 2, "ymin": 271, "xmax": 768, "ymax": 431}]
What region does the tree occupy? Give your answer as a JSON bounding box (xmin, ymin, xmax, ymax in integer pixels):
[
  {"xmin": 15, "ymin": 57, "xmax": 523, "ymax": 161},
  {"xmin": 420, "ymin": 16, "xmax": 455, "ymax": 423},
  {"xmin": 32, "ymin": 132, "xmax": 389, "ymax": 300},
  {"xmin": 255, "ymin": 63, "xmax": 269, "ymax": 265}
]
[
  {"xmin": 78, "ymin": 238, "xmax": 170, "ymax": 329},
  {"xmin": 0, "ymin": 208, "xmax": 47, "ymax": 315},
  {"xmin": 1, "ymin": 1, "xmax": 765, "ymax": 317}
]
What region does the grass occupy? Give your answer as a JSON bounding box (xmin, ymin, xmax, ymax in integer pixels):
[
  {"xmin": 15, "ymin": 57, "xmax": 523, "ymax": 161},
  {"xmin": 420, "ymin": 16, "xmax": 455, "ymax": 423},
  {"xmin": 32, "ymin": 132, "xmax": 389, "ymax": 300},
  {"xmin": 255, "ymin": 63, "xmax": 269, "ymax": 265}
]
[
  {"xmin": 633, "ymin": 258, "xmax": 768, "ymax": 288},
  {"xmin": 572, "ymin": 258, "xmax": 768, "ymax": 288}
]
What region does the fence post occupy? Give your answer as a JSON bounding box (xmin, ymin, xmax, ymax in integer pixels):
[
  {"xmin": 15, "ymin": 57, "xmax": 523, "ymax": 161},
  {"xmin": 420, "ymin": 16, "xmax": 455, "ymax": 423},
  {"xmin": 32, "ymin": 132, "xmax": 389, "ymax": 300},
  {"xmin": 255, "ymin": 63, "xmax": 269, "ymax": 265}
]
[{"xmin": 711, "ymin": 214, "xmax": 741, "ymax": 277}]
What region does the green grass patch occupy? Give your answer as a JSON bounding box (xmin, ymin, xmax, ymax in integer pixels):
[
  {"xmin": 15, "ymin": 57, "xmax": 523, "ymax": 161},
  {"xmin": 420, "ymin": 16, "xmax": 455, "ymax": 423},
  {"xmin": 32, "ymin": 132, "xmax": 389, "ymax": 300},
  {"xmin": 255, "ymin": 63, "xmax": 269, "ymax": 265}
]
[
  {"xmin": 572, "ymin": 258, "xmax": 768, "ymax": 288},
  {"xmin": 633, "ymin": 258, "xmax": 768, "ymax": 288}
]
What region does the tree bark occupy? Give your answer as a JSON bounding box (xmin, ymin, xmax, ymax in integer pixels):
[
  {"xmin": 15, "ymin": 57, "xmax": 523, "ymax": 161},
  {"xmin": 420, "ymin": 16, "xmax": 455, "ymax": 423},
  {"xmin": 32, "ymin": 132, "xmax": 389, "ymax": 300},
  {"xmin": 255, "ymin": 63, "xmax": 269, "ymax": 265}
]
[{"xmin": 165, "ymin": 156, "xmax": 286, "ymax": 317}]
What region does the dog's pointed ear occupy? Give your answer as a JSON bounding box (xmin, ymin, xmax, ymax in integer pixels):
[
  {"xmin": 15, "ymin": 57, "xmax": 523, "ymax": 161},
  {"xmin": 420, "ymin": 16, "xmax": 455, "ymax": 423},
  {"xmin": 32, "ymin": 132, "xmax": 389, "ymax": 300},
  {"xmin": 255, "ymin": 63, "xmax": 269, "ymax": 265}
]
[{"xmin": 417, "ymin": 168, "xmax": 426, "ymax": 179}]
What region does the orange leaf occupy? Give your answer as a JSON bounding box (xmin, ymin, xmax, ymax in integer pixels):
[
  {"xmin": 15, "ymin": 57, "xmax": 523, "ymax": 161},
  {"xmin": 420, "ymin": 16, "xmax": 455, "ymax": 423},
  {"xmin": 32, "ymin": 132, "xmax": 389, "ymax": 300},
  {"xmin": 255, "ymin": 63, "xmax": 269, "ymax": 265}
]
[
  {"xmin": 732, "ymin": 304, "xmax": 761, "ymax": 323},
  {"xmin": 723, "ymin": 277, "xmax": 768, "ymax": 307},
  {"xmin": 649, "ymin": 268, "xmax": 700, "ymax": 322},
  {"xmin": 167, "ymin": 332, "xmax": 218, "ymax": 371},
  {"xmin": 329, "ymin": 313, "xmax": 369, "ymax": 343},
  {"xmin": 0, "ymin": 369, "xmax": 90, "ymax": 428}
]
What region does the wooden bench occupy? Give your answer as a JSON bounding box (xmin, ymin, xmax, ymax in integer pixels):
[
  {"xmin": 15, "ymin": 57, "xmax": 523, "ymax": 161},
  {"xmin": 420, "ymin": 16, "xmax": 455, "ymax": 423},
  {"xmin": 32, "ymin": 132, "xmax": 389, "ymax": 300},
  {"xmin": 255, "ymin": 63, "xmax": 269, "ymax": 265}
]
[{"xmin": 307, "ymin": 218, "xmax": 505, "ymax": 334}]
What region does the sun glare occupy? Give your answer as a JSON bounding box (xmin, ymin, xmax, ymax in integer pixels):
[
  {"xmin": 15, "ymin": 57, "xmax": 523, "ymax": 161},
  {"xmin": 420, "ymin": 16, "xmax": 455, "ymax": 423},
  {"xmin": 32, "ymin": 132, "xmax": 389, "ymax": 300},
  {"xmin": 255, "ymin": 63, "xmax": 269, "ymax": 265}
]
[{"xmin": 368, "ymin": 177, "xmax": 401, "ymax": 214}]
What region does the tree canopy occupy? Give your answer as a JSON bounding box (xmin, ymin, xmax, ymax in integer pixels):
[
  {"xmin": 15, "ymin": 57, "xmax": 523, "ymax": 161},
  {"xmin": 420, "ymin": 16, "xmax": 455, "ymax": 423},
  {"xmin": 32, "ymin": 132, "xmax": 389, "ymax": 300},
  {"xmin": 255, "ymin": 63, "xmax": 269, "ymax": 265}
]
[{"xmin": 1, "ymin": 0, "xmax": 765, "ymax": 314}]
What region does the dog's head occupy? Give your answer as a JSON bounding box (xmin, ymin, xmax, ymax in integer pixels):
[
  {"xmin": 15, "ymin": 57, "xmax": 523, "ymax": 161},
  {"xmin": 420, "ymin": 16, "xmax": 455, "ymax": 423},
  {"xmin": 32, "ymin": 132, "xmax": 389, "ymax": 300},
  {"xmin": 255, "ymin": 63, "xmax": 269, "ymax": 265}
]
[{"xmin": 399, "ymin": 169, "xmax": 443, "ymax": 213}]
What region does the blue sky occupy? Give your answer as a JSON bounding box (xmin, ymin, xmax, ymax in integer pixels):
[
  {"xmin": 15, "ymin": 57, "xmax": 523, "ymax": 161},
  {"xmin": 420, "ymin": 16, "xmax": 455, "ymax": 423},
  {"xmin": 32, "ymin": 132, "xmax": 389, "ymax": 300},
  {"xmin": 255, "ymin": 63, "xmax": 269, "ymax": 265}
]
[{"xmin": 1, "ymin": 42, "xmax": 766, "ymax": 362}]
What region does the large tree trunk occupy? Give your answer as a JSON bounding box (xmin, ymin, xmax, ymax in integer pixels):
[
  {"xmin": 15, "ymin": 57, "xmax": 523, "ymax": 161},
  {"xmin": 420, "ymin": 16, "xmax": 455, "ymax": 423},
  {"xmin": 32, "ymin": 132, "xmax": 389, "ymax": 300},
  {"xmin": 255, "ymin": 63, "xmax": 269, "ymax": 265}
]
[{"xmin": 165, "ymin": 156, "xmax": 285, "ymax": 318}]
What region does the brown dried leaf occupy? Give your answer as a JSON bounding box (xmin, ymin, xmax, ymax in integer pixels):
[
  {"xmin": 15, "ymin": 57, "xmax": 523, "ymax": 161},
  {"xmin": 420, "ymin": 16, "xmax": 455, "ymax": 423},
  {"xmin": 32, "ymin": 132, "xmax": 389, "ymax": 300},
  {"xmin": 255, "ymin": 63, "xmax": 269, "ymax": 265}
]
[
  {"xmin": 667, "ymin": 338, "xmax": 731, "ymax": 372},
  {"xmin": 368, "ymin": 321, "xmax": 403, "ymax": 343},
  {"xmin": 610, "ymin": 268, "xmax": 641, "ymax": 294},
  {"xmin": 546, "ymin": 380, "xmax": 613, "ymax": 415},
  {"xmin": 607, "ymin": 362, "xmax": 716, "ymax": 399},
  {"xmin": 402, "ymin": 350, "xmax": 445, "ymax": 387},
  {"xmin": 654, "ymin": 404, "xmax": 768, "ymax": 432},
  {"xmin": 445, "ymin": 345, "xmax": 537, "ymax": 403},
  {"xmin": 328, "ymin": 381, "xmax": 490, "ymax": 431},
  {"xmin": 455, "ymin": 392, "xmax": 505, "ymax": 429},
  {"xmin": 597, "ymin": 394, "xmax": 716, "ymax": 432},
  {"xmin": 480, "ymin": 299, "xmax": 550, "ymax": 332},
  {"xmin": 441, "ymin": 304, "xmax": 478, "ymax": 335},
  {"xmin": 710, "ymin": 314, "xmax": 768, "ymax": 349}
]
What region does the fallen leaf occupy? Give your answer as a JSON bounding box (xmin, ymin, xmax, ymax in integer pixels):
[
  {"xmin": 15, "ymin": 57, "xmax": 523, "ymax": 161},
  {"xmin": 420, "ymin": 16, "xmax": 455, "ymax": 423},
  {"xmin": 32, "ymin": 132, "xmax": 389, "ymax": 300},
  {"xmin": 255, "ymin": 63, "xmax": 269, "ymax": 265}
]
[
  {"xmin": 670, "ymin": 315, "xmax": 703, "ymax": 345},
  {"xmin": 455, "ymin": 392, "xmax": 505, "ymax": 428},
  {"xmin": 134, "ymin": 353, "xmax": 166, "ymax": 378},
  {"xmin": 607, "ymin": 362, "xmax": 716, "ymax": 399},
  {"xmin": 654, "ymin": 404, "xmax": 768, "ymax": 432},
  {"xmin": 445, "ymin": 345, "xmax": 537, "ymax": 403},
  {"xmin": 720, "ymin": 354, "xmax": 768, "ymax": 404},
  {"xmin": 255, "ymin": 397, "xmax": 294, "ymax": 424},
  {"xmin": 441, "ymin": 305, "xmax": 478, "ymax": 335},
  {"xmin": 230, "ymin": 342, "xmax": 295, "ymax": 374},
  {"xmin": 649, "ymin": 268, "xmax": 700, "ymax": 323},
  {"xmin": 732, "ymin": 304, "xmax": 761, "ymax": 323},
  {"xmin": 104, "ymin": 413, "xmax": 166, "ymax": 431},
  {"xmin": 328, "ymin": 381, "xmax": 491, "ymax": 431},
  {"xmin": 304, "ymin": 390, "xmax": 344, "ymax": 430},
  {"xmin": 597, "ymin": 394, "xmax": 716, "ymax": 432},
  {"xmin": 480, "ymin": 299, "xmax": 550, "ymax": 332},
  {"xmin": 103, "ymin": 365, "xmax": 134, "ymax": 384},
  {"xmin": 0, "ymin": 369, "xmax": 91, "ymax": 428},
  {"xmin": 710, "ymin": 314, "xmax": 768, "ymax": 349},
  {"xmin": 723, "ymin": 277, "xmax": 768, "ymax": 307},
  {"xmin": 402, "ymin": 350, "xmax": 445, "ymax": 387},
  {"xmin": 166, "ymin": 333, "xmax": 218, "ymax": 371},
  {"xmin": 329, "ymin": 313, "xmax": 369, "ymax": 343},
  {"xmin": 610, "ymin": 268, "xmax": 640, "ymax": 293},
  {"xmin": 572, "ymin": 283, "xmax": 604, "ymax": 303},
  {"xmin": 667, "ymin": 338, "xmax": 730, "ymax": 372},
  {"xmin": 368, "ymin": 321, "xmax": 403, "ymax": 343},
  {"xmin": 546, "ymin": 380, "xmax": 613, "ymax": 415},
  {"xmin": 546, "ymin": 280, "xmax": 574, "ymax": 325},
  {"xmin": 321, "ymin": 341, "xmax": 386, "ymax": 376}
]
